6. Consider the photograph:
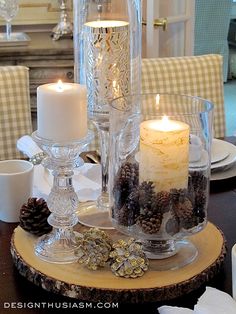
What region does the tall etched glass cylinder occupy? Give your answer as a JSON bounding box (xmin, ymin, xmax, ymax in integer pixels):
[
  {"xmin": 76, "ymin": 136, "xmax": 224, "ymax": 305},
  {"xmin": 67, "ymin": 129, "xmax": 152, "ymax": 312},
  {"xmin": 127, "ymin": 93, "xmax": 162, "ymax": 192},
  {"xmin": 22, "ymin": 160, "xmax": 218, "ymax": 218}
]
[{"xmin": 73, "ymin": 0, "xmax": 142, "ymax": 228}]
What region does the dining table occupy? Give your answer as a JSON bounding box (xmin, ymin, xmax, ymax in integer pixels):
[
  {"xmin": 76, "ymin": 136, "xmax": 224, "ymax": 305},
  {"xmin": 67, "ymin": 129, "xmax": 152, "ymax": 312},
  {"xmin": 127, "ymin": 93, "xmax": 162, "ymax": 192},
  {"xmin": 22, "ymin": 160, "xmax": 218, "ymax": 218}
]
[{"xmin": 1, "ymin": 138, "xmax": 236, "ymax": 314}]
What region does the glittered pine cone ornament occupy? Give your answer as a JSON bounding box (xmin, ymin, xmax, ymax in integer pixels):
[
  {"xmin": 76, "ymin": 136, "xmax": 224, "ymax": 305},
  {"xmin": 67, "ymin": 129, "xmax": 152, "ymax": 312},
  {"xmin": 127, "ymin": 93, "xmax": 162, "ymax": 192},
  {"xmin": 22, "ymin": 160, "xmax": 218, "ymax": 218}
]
[
  {"xmin": 75, "ymin": 228, "xmax": 112, "ymax": 270},
  {"xmin": 19, "ymin": 198, "xmax": 52, "ymax": 236},
  {"xmin": 110, "ymin": 238, "xmax": 149, "ymax": 278}
]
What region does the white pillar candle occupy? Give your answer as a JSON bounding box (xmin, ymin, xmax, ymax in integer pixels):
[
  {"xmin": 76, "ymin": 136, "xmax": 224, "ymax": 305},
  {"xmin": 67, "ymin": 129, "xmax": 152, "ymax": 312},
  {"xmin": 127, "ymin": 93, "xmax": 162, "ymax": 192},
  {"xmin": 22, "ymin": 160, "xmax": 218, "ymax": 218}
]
[
  {"xmin": 37, "ymin": 81, "xmax": 87, "ymax": 142},
  {"xmin": 140, "ymin": 116, "xmax": 190, "ymax": 192}
]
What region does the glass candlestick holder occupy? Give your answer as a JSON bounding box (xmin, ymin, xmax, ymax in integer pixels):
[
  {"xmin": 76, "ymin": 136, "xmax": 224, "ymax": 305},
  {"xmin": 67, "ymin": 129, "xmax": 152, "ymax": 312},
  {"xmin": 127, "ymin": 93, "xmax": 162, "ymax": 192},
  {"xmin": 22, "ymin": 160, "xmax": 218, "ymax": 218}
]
[
  {"xmin": 110, "ymin": 94, "xmax": 213, "ymax": 270},
  {"xmin": 32, "ymin": 130, "xmax": 93, "ymax": 264}
]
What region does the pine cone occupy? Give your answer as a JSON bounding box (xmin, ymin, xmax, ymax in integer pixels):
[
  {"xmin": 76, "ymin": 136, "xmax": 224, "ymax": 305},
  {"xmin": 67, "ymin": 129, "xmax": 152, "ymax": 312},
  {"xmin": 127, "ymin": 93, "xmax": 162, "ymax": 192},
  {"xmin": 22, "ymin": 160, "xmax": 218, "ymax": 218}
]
[
  {"xmin": 113, "ymin": 204, "xmax": 138, "ymax": 227},
  {"xmin": 153, "ymin": 191, "xmax": 171, "ymax": 214},
  {"xmin": 188, "ymin": 171, "xmax": 208, "ymax": 227},
  {"xmin": 194, "ymin": 191, "xmax": 207, "ymax": 211},
  {"xmin": 170, "ymin": 188, "xmax": 188, "ymax": 203},
  {"xmin": 110, "ymin": 238, "xmax": 149, "ymax": 278},
  {"xmin": 139, "ymin": 181, "xmax": 155, "ymax": 213},
  {"xmin": 136, "ymin": 212, "xmax": 163, "ymax": 234},
  {"xmin": 126, "ymin": 188, "xmax": 140, "ymax": 213},
  {"xmin": 119, "ymin": 162, "xmax": 139, "ymax": 187},
  {"xmin": 75, "ymin": 228, "xmax": 112, "ymax": 270},
  {"xmin": 112, "ymin": 162, "xmax": 139, "ymax": 211},
  {"xmin": 173, "ymin": 198, "xmax": 197, "ymax": 230},
  {"xmin": 188, "ymin": 171, "xmax": 208, "ymax": 191},
  {"xmin": 19, "ymin": 198, "xmax": 52, "ymax": 236},
  {"xmin": 123, "ymin": 187, "xmax": 140, "ymax": 226},
  {"xmin": 193, "ymin": 191, "xmax": 206, "ymax": 224}
]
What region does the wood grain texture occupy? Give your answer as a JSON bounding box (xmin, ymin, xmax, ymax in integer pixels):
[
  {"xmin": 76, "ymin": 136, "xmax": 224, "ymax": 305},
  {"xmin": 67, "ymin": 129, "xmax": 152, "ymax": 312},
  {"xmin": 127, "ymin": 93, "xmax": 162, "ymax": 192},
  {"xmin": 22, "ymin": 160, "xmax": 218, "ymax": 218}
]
[{"xmin": 10, "ymin": 222, "xmax": 226, "ymax": 303}]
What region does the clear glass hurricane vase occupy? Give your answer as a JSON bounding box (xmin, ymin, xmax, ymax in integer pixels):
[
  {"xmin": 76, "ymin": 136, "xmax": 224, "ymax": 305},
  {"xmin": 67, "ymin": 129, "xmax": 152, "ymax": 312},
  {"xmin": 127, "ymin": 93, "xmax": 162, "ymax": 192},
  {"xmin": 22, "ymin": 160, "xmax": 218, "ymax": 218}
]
[
  {"xmin": 0, "ymin": 0, "xmax": 19, "ymax": 40},
  {"xmin": 110, "ymin": 94, "xmax": 213, "ymax": 270},
  {"xmin": 73, "ymin": 0, "xmax": 142, "ymax": 228}
]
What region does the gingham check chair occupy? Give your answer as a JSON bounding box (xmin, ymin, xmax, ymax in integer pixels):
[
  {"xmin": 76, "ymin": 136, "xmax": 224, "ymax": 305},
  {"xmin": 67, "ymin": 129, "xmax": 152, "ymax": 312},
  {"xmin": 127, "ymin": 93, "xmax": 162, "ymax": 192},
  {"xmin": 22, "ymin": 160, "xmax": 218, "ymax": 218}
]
[
  {"xmin": 142, "ymin": 54, "xmax": 225, "ymax": 138},
  {"xmin": 0, "ymin": 66, "xmax": 32, "ymax": 160}
]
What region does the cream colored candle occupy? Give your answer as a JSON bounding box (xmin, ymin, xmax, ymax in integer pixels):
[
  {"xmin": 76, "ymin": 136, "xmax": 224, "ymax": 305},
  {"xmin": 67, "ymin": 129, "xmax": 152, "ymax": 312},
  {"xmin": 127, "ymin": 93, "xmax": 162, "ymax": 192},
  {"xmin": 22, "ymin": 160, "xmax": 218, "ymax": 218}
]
[
  {"xmin": 37, "ymin": 81, "xmax": 87, "ymax": 142},
  {"xmin": 140, "ymin": 116, "xmax": 190, "ymax": 192}
]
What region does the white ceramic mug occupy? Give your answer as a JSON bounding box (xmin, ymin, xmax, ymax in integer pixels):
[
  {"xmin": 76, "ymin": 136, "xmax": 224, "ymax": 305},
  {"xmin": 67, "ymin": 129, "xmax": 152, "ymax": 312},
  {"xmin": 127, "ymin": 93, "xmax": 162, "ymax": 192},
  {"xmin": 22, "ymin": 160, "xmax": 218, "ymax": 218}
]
[{"xmin": 0, "ymin": 160, "xmax": 33, "ymax": 223}]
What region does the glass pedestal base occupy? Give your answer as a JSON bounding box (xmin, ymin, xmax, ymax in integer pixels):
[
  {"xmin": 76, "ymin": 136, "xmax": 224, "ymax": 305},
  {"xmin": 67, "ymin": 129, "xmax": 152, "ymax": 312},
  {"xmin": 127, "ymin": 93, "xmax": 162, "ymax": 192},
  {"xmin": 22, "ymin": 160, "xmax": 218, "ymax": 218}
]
[
  {"xmin": 34, "ymin": 228, "xmax": 78, "ymax": 264},
  {"xmin": 143, "ymin": 239, "xmax": 198, "ymax": 270}
]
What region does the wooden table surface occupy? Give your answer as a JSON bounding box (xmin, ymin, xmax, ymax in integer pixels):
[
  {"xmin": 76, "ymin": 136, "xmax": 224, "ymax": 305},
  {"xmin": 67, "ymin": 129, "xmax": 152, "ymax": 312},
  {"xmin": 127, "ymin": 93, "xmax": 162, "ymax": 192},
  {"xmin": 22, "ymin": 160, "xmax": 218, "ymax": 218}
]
[{"xmin": 1, "ymin": 141, "xmax": 236, "ymax": 313}]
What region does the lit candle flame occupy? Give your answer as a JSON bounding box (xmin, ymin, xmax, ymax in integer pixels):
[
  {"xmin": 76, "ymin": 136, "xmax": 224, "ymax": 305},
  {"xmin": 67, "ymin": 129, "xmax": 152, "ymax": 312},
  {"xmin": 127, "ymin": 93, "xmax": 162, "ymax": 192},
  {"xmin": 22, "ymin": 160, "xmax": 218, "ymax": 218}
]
[
  {"xmin": 160, "ymin": 115, "xmax": 171, "ymax": 131},
  {"xmin": 162, "ymin": 115, "xmax": 169, "ymax": 123},
  {"xmin": 56, "ymin": 80, "xmax": 64, "ymax": 92},
  {"xmin": 148, "ymin": 115, "xmax": 184, "ymax": 132}
]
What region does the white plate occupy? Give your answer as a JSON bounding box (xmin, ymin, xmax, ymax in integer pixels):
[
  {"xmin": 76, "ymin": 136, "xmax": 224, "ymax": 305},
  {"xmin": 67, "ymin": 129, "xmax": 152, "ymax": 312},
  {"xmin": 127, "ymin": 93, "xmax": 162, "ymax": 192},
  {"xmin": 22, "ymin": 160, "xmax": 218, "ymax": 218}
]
[
  {"xmin": 189, "ymin": 150, "xmax": 209, "ymax": 169},
  {"xmin": 211, "ymin": 139, "xmax": 230, "ymax": 163},
  {"xmin": 211, "ymin": 162, "xmax": 236, "ymax": 181},
  {"xmin": 211, "ymin": 139, "xmax": 236, "ymax": 170}
]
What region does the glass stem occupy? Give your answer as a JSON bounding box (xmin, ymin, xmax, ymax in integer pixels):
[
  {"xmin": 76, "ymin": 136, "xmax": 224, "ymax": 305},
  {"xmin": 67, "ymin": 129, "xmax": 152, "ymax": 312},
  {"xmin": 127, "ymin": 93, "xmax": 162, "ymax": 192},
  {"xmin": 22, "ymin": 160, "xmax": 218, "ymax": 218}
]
[
  {"xmin": 47, "ymin": 166, "xmax": 78, "ymax": 228},
  {"xmin": 6, "ymin": 22, "xmax": 11, "ymax": 40},
  {"xmin": 97, "ymin": 126, "xmax": 109, "ymax": 195}
]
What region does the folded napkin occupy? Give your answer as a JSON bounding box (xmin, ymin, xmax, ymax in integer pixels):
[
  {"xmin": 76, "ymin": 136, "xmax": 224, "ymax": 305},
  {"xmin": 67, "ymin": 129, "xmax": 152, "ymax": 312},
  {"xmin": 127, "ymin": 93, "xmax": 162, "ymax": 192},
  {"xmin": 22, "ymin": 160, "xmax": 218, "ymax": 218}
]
[
  {"xmin": 158, "ymin": 287, "xmax": 236, "ymax": 314},
  {"xmin": 33, "ymin": 163, "xmax": 101, "ymax": 202},
  {"xmin": 17, "ymin": 135, "xmax": 42, "ymax": 158},
  {"xmin": 194, "ymin": 287, "xmax": 236, "ymax": 314}
]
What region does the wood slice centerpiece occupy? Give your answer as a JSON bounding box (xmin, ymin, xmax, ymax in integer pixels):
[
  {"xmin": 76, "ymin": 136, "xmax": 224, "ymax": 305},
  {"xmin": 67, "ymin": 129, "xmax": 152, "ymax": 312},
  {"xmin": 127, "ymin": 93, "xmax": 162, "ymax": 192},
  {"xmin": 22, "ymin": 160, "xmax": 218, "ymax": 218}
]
[{"xmin": 10, "ymin": 222, "xmax": 226, "ymax": 303}]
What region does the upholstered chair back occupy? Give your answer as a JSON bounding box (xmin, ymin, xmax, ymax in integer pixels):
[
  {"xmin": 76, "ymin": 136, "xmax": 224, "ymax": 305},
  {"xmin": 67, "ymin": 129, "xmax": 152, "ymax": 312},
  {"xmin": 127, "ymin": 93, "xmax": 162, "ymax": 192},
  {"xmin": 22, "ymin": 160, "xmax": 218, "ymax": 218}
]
[
  {"xmin": 142, "ymin": 54, "xmax": 225, "ymax": 138},
  {"xmin": 0, "ymin": 66, "xmax": 32, "ymax": 160}
]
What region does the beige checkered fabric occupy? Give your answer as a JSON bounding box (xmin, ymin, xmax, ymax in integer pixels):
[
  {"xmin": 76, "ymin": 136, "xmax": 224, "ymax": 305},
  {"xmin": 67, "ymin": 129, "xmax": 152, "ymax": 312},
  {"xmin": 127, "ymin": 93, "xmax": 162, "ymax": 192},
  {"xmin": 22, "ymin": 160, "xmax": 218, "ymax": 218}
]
[
  {"xmin": 0, "ymin": 66, "xmax": 32, "ymax": 160},
  {"xmin": 142, "ymin": 54, "xmax": 225, "ymax": 138}
]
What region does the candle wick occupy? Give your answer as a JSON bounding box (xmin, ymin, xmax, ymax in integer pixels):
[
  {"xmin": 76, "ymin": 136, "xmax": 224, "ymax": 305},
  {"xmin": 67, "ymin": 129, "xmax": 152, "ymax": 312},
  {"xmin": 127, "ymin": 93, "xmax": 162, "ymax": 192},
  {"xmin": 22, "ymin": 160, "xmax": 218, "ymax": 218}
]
[
  {"xmin": 57, "ymin": 80, "xmax": 64, "ymax": 92},
  {"xmin": 58, "ymin": 85, "xmax": 63, "ymax": 92}
]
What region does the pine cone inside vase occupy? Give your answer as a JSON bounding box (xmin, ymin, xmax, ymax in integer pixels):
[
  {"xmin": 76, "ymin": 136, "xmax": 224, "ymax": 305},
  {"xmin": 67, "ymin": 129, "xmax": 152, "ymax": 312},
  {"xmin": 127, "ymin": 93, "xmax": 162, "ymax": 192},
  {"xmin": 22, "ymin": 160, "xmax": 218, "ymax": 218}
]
[
  {"xmin": 136, "ymin": 212, "xmax": 163, "ymax": 234},
  {"xmin": 19, "ymin": 198, "xmax": 52, "ymax": 236},
  {"xmin": 173, "ymin": 197, "xmax": 197, "ymax": 230},
  {"xmin": 153, "ymin": 191, "xmax": 172, "ymax": 214},
  {"xmin": 112, "ymin": 162, "xmax": 139, "ymax": 211}
]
